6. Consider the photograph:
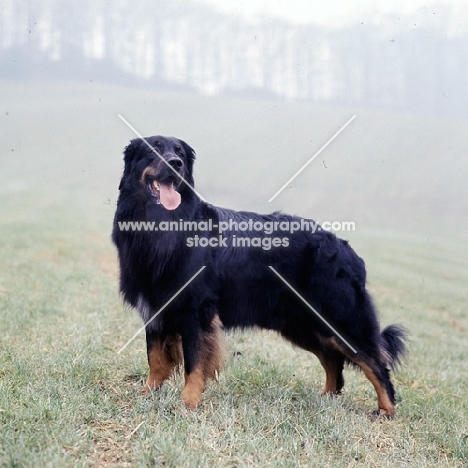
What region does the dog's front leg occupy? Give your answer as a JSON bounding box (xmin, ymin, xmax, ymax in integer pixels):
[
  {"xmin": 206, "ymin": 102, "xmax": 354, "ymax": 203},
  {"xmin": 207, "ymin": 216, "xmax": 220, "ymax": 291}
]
[
  {"xmin": 142, "ymin": 328, "xmax": 182, "ymax": 394},
  {"xmin": 180, "ymin": 315, "xmax": 223, "ymax": 409}
]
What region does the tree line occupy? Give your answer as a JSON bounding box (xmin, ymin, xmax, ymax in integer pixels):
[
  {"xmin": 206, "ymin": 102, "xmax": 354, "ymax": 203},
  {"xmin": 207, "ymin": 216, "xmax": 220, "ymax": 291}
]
[{"xmin": 1, "ymin": 0, "xmax": 466, "ymax": 118}]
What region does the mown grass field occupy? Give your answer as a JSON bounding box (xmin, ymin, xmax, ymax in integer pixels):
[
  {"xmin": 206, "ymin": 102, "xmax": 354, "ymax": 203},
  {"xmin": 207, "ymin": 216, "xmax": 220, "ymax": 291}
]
[{"xmin": 0, "ymin": 83, "xmax": 467, "ymax": 467}]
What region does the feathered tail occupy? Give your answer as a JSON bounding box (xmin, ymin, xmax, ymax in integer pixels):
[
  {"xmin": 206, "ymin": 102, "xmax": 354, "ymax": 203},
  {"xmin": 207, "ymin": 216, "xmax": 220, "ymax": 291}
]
[{"xmin": 381, "ymin": 324, "xmax": 409, "ymax": 369}]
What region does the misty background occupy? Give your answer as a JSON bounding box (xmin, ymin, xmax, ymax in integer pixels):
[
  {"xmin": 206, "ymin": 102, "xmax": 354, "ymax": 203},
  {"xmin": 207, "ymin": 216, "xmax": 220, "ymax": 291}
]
[
  {"xmin": 1, "ymin": 0, "xmax": 467, "ymax": 237},
  {"xmin": 2, "ymin": 0, "xmax": 468, "ymax": 118}
]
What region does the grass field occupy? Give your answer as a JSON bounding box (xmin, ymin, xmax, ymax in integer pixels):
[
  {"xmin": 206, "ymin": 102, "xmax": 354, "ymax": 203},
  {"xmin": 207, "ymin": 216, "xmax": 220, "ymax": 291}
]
[{"xmin": 0, "ymin": 83, "xmax": 467, "ymax": 467}]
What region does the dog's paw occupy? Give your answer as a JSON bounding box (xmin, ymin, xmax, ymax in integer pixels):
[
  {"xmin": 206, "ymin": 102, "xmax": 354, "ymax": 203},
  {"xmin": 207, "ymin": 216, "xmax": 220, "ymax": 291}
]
[
  {"xmin": 371, "ymin": 408, "xmax": 394, "ymax": 420},
  {"xmin": 141, "ymin": 381, "xmax": 162, "ymax": 395},
  {"xmin": 180, "ymin": 388, "xmax": 202, "ymax": 410},
  {"xmin": 320, "ymin": 389, "xmax": 343, "ymax": 396}
]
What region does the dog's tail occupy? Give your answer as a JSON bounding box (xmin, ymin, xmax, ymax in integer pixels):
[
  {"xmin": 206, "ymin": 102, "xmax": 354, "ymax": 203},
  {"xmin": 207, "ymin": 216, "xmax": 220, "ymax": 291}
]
[{"xmin": 381, "ymin": 324, "xmax": 409, "ymax": 369}]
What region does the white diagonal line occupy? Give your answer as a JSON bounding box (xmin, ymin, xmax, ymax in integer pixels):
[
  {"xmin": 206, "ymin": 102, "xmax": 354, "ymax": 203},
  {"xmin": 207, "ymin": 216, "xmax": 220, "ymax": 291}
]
[
  {"xmin": 268, "ymin": 115, "xmax": 356, "ymax": 202},
  {"xmin": 268, "ymin": 266, "xmax": 357, "ymax": 354},
  {"xmin": 117, "ymin": 266, "xmax": 206, "ymax": 354},
  {"xmin": 118, "ymin": 114, "xmax": 207, "ymax": 202}
]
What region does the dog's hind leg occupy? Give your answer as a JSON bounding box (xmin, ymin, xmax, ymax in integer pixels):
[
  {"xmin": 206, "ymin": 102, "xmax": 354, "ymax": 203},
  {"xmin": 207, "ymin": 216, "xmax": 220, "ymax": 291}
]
[
  {"xmin": 329, "ymin": 337, "xmax": 396, "ymax": 418},
  {"xmin": 318, "ymin": 351, "xmax": 345, "ymax": 395},
  {"xmin": 180, "ymin": 315, "xmax": 224, "ymax": 409},
  {"xmin": 142, "ymin": 331, "xmax": 182, "ymax": 394},
  {"xmin": 279, "ymin": 326, "xmax": 345, "ymax": 396}
]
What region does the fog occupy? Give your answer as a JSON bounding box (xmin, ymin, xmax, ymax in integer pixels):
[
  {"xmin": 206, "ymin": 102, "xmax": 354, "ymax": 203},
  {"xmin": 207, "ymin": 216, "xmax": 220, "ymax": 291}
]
[
  {"xmin": 1, "ymin": 0, "xmax": 467, "ymax": 238},
  {"xmin": 1, "ymin": 0, "xmax": 468, "ymax": 119}
]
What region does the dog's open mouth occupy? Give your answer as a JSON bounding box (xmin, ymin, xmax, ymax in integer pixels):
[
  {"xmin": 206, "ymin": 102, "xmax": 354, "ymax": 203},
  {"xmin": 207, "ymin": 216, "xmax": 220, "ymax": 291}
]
[{"xmin": 147, "ymin": 178, "xmax": 181, "ymax": 210}]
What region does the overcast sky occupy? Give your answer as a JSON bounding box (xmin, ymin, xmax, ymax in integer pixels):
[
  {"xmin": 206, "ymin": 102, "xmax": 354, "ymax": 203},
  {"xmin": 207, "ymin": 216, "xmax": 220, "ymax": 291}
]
[{"xmin": 194, "ymin": 0, "xmax": 467, "ymax": 29}]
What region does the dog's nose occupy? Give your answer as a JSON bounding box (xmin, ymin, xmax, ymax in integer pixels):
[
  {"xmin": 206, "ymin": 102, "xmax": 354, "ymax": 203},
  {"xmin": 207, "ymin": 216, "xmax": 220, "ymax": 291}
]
[{"xmin": 167, "ymin": 156, "xmax": 183, "ymax": 170}]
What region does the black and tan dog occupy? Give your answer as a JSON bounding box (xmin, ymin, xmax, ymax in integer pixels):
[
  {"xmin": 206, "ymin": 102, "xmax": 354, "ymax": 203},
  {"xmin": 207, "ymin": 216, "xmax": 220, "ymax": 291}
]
[{"xmin": 112, "ymin": 135, "xmax": 407, "ymax": 417}]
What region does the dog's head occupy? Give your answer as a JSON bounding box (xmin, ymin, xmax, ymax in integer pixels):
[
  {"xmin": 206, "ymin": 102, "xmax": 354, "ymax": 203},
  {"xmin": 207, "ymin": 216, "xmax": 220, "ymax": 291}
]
[{"xmin": 118, "ymin": 136, "xmax": 196, "ymax": 210}]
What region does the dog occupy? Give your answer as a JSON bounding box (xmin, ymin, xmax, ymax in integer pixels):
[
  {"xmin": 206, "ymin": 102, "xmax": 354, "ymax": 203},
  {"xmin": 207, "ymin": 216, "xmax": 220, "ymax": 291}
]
[{"xmin": 112, "ymin": 135, "xmax": 407, "ymax": 417}]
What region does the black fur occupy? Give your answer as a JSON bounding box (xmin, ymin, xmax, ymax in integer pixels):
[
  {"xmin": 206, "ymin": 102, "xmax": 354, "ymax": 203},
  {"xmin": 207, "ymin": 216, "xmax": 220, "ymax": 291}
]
[{"xmin": 112, "ymin": 135, "xmax": 408, "ymax": 416}]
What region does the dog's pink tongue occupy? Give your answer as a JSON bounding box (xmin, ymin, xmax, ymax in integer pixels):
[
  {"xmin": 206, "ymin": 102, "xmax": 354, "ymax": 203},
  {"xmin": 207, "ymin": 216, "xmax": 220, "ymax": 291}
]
[{"xmin": 159, "ymin": 181, "xmax": 181, "ymax": 210}]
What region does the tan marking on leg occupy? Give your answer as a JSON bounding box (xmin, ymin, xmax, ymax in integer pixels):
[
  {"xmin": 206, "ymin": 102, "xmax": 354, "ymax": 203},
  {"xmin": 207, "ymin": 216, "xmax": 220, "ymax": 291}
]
[
  {"xmin": 359, "ymin": 363, "xmax": 394, "ymax": 417},
  {"xmin": 142, "ymin": 336, "xmax": 179, "ymax": 395},
  {"xmin": 201, "ymin": 315, "xmax": 224, "ymax": 380},
  {"xmin": 165, "ymin": 335, "xmax": 183, "ymax": 367},
  {"xmin": 318, "ymin": 354, "xmax": 341, "ymax": 395},
  {"xmin": 327, "ymin": 336, "xmax": 394, "ymax": 417},
  {"xmin": 180, "ymin": 316, "xmax": 224, "ymax": 409},
  {"xmin": 181, "ymin": 368, "xmax": 206, "ymax": 409}
]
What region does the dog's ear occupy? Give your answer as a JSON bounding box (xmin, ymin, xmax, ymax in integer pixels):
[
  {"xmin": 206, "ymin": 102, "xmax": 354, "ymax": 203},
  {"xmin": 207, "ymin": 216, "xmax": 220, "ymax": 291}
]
[
  {"xmin": 179, "ymin": 139, "xmax": 196, "ymax": 161},
  {"xmin": 118, "ymin": 139, "xmax": 141, "ymax": 190},
  {"xmin": 179, "ymin": 139, "xmax": 196, "ymax": 168}
]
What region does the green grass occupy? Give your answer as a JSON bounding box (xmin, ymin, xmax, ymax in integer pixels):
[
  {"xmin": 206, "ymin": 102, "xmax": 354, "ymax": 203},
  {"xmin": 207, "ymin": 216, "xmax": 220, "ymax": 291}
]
[
  {"xmin": 1, "ymin": 193, "xmax": 467, "ymax": 467},
  {"xmin": 0, "ymin": 83, "xmax": 467, "ymax": 466}
]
